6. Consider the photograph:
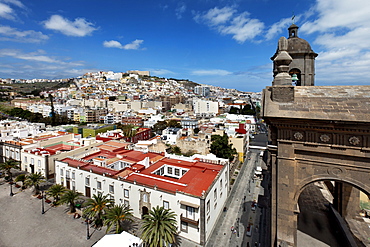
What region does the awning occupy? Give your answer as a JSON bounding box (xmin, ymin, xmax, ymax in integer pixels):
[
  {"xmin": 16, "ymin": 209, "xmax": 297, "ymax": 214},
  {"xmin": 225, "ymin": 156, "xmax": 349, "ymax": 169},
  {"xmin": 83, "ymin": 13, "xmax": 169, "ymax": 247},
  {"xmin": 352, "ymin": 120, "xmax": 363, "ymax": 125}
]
[{"xmin": 180, "ymin": 201, "xmax": 200, "ymax": 208}]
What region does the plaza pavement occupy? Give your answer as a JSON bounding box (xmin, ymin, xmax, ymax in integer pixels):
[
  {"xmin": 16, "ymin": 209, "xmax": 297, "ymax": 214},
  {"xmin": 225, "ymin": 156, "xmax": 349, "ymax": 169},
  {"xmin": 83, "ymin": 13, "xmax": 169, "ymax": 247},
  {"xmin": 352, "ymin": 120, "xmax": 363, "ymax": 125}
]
[{"xmin": 0, "ymin": 179, "xmax": 106, "ymax": 247}]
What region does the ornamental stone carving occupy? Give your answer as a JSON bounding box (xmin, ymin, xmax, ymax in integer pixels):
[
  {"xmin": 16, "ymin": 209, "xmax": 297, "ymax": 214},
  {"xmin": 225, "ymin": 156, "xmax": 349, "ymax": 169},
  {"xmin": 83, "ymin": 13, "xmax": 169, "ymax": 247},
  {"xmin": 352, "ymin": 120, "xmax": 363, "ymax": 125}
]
[
  {"xmin": 349, "ymin": 136, "xmax": 360, "ymax": 146},
  {"xmin": 320, "ymin": 134, "xmax": 330, "ymax": 143},
  {"xmin": 293, "ymin": 132, "xmax": 303, "ymax": 140}
]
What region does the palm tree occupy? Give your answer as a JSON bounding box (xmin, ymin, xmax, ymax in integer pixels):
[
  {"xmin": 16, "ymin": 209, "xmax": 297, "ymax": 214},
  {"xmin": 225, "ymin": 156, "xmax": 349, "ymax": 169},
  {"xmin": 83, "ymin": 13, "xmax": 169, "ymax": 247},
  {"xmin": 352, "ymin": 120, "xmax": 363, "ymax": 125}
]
[
  {"xmin": 104, "ymin": 204, "xmax": 133, "ymax": 234},
  {"xmin": 59, "ymin": 190, "xmax": 82, "ymax": 213},
  {"xmin": 0, "ymin": 159, "xmax": 20, "ymax": 181},
  {"xmin": 14, "ymin": 174, "xmax": 26, "ymax": 189},
  {"xmin": 83, "ymin": 192, "xmax": 112, "ymax": 228},
  {"xmin": 46, "ymin": 184, "xmax": 66, "ymax": 205},
  {"xmin": 141, "ymin": 206, "xmax": 177, "ymax": 247},
  {"xmin": 24, "ymin": 172, "xmax": 45, "ymax": 195}
]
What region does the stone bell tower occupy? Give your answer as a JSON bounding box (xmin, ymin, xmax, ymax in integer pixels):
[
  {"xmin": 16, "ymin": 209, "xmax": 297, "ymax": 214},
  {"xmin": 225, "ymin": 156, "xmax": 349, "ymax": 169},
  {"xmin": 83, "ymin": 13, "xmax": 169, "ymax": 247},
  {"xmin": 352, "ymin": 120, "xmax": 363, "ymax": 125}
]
[{"xmin": 271, "ymin": 24, "xmax": 318, "ymax": 86}]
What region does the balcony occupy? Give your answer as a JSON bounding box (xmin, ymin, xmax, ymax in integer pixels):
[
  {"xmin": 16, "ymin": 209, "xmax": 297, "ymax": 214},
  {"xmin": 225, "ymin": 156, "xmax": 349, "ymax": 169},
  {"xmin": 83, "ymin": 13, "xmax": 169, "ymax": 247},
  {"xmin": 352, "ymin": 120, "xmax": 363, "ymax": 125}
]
[{"xmin": 180, "ymin": 214, "xmax": 199, "ymax": 226}]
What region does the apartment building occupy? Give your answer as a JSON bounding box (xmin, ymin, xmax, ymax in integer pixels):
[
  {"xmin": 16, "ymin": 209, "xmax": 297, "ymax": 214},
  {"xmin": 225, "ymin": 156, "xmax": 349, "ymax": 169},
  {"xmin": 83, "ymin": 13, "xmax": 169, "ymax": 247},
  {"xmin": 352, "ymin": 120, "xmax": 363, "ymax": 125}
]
[{"xmin": 55, "ymin": 143, "xmax": 229, "ymax": 245}]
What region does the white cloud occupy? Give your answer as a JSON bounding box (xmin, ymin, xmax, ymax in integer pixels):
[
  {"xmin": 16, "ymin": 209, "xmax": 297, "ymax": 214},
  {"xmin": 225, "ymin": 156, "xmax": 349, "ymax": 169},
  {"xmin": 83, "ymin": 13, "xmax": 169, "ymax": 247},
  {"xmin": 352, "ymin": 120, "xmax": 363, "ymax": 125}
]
[
  {"xmin": 296, "ymin": 0, "xmax": 370, "ymax": 85},
  {"xmin": 0, "ymin": 2, "xmax": 14, "ymax": 20},
  {"xmin": 0, "ymin": 49, "xmax": 59, "ymax": 63},
  {"xmin": 194, "ymin": 6, "xmax": 235, "ymax": 26},
  {"xmin": 1, "ymin": 0, "xmax": 25, "ymax": 9},
  {"xmin": 301, "ymin": 0, "xmax": 370, "ymax": 34},
  {"xmin": 265, "ymin": 17, "xmax": 293, "ymax": 40},
  {"xmin": 43, "ymin": 15, "xmax": 97, "ymax": 37},
  {"xmin": 193, "ymin": 6, "xmax": 264, "ymax": 43},
  {"xmin": 103, "ymin": 39, "xmax": 144, "ymax": 50},
  {"xmin": 192, "ymin": 69, "xmax": 232, "ymax": 76},
  {"xmin": 150, "ymin": 69, "xmax": 175, "ymax": 76},
  {"xmin": 176, "ymin": 3, "xmax": 186, "ymax": 19},
  {"xmin": 0, "ymin": 25, "xmax": 48, "ymax": 43},
  {"xmin": 0, "ymin": 48, "xmax": 87, "ymax": 79},
  {"xmin": 103, "ymin": 40, "xmax": 122, "ymax": 48}
]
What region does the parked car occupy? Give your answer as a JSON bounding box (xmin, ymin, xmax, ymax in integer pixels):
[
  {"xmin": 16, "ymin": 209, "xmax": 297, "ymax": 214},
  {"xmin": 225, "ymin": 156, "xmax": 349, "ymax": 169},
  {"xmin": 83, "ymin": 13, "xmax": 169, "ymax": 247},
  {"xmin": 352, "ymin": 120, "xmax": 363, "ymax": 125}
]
[
  {"xmin": 251, "ymin": 201, "xmax": 257, "ymax": 211},
  {"xmin": 246, "ymin": 224, "xmax": 253, "ymax": 237}
]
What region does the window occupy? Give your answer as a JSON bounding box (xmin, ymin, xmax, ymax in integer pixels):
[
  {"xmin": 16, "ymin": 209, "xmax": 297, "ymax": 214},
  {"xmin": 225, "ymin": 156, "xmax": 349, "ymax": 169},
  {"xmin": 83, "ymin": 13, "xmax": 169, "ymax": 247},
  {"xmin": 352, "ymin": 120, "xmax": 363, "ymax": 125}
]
[
  {"xmin": 72, "ymin": 172, "xmax": 75, "ymax": 179},
  {"xmin": 182, "ymin": 170, "xmax": 186, "ymax": 176},
  {"xmin": 109, "ymin": 185, "xmax": 114, "ymax": 193},
  {"xmin": 175, "ymin": 168, "xmax": 180, "ymax": 176},
  {"xmin": 143, "ymin": 193, "xmax": 148, "ymax": 203},
  {"xmin": 66, "ymin": 170, "xmax": 70, "ymax": 178},
  {"xmin": 97, "ymin": 181, "xmax": 101, "ymax": 190},
  {"xmin": 31, "ymin": 158, "xmax": 34, "ymax": 165},
  {"xmin": 124, "ymin": 189, "xmax": 129, "ymax": 198},
  {"xmin": 214, "ymin": 188, "xmax": 217, "ymax": 201},
  {"xmin": 85, "ymin": 177, "xmax": 90, "ymax": 186},
  {"xmin": 167, "ymin": 167, "xmax": 172, "ymax": 174},
  {"xmin": 181, "ymin": 221, "xmax": 188, "ymax": 233},
  {"xmin": 124, "ymin": 200, "xmax": 130, "ymax": 207},
  {"xmin": 163, "ymin": 201, "xmax": 169, "ymax": 209},
  {"xmin": 207, "ymin": 200, "xmax": 210, "ymax": 214},
  {"xmin": 72, "ymin": 181, "xmax": 75, "ymax": 190},
  {"xmin": 60, "ymin": 169, "xmax": 63, "ymax": 176},
  {"xmin": 207, "ymin": 215, "xmax": 210, "ymax": 224},
  {"xmin": 186, "ymin": 206, "xmax": 195, "ymax": 220},
  {"xmin": 220, "ymin": 179, "xmax": 222, "ymax": 188},
  {"xmin": 24, "ymin": 156, "xmax": 27, "ymax": 163},
  {"xmin": 16, "ymin": 151, "xmax": 19, "ymax": 160},
  {"xmin": 38, "ymin": 160, "xmax": 41, "ymax": 167}
]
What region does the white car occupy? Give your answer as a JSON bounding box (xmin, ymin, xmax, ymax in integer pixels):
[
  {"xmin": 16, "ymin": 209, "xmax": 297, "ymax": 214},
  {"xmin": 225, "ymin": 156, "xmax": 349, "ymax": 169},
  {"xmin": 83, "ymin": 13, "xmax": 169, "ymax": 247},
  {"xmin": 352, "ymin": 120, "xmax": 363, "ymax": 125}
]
[
  {"xmin": 251, "ymin": 201, "xmax": 257, "ymax": 211},
  {"xmin": 246, "ymin": 224, "xmax": 253, "ymax": 237}
]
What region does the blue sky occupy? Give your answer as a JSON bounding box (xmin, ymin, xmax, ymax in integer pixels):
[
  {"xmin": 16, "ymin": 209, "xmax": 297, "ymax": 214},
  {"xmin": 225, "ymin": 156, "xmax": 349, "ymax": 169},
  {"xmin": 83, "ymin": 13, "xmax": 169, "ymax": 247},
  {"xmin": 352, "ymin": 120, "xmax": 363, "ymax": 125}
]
[{"xmin": 0, "ymin": 0, "xmax": 369, "ymax": 92}]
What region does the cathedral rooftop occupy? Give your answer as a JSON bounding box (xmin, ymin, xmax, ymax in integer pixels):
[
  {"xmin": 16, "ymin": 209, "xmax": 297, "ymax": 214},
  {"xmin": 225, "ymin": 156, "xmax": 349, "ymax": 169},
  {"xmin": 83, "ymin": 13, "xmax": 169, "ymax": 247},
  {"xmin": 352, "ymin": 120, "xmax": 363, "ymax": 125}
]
[{"xmin": 262, "ymin": 85, "xmax": 370, "ymax": 122}]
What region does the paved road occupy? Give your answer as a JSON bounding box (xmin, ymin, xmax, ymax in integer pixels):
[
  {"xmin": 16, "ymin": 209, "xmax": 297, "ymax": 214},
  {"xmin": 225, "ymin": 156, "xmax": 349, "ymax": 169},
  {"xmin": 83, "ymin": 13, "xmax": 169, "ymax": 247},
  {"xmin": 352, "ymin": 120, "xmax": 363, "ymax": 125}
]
[{"xmin": 206, "ymin": 150, "xmax": 263, "ymax": 247}]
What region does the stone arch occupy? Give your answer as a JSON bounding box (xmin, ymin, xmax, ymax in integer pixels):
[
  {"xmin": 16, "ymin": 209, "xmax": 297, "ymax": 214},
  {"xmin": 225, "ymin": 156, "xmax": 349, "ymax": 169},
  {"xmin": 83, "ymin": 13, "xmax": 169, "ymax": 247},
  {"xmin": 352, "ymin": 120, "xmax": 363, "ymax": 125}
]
[{"xmin": 293, "ymin": 174, "xmax": 370, "ymax": 206}]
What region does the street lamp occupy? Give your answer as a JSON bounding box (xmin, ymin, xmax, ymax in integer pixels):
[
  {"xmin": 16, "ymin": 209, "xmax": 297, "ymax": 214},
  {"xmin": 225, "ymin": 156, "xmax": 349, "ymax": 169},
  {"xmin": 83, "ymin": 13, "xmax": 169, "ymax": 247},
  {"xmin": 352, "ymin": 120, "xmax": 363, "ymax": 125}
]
[
  {"xmin": 9, "ymin": 180, "xmax": 14, "ymax": 197},
  {"xmin": 85, "ymin": 217, "xmax": 91, "ymax": 240},
  {"xmin": 41, "ymin": 190, "xmax": 45, "ymax": 214}
]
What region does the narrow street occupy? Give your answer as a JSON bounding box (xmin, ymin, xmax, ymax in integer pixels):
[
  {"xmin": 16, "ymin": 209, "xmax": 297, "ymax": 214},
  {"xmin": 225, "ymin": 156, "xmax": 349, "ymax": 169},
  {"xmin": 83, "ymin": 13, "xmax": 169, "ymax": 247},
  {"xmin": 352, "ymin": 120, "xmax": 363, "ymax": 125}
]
[{"xmin": 206, "ymin": 133, "xmax": 268, "ymax": 247}]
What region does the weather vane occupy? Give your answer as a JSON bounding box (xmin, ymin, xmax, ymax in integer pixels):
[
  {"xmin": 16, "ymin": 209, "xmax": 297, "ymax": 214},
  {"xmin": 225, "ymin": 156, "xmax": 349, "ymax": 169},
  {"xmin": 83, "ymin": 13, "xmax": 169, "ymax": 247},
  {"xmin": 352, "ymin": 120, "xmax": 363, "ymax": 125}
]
[{"xmin": 292, "ymin": 11, "xmax": 295, "ymax": 24}]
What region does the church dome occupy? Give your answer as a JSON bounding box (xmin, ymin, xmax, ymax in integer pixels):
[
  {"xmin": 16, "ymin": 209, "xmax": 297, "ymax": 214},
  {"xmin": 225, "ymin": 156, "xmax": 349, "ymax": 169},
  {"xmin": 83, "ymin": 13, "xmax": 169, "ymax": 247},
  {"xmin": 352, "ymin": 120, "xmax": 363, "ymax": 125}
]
[{"xmin": 287, "ymin": 37, "xmax": 315, "ymax": 54}]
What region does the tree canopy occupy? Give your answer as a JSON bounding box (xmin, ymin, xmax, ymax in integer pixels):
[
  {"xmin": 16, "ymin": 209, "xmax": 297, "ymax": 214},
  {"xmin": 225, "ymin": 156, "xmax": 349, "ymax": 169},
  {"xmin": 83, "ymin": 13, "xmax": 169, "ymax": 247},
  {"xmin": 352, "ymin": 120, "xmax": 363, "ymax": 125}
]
[{"xmin": 210, "ymin": 134, "xmax": 237, "ymax": 161}]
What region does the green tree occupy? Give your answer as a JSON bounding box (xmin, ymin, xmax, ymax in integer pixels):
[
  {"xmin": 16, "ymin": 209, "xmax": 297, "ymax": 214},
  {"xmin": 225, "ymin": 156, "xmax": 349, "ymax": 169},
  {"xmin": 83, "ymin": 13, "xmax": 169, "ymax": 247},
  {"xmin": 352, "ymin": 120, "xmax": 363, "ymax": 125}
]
[
  {"xmin": 24, "ymin": 172, "xmax": 45, "ymax": 195},
  {"xmin": 104, "ymin": 204, "xmax": 133, "ymax": 234},
  {"xmin": 0, "ymin": 159, "xmax": 19, "ymax": 181},
  {"xmin": 83, "ymin": 192, "xmax": 112, "ymax": 228},
  {"xmin": 141, "ymin": 206, "xmax": 177, "ymax": 247},
  {"xmin": 59, "ymin": 190, "xmax": 83, "ymax": 213},
  {"xmin": 167, "ymin": 119, "xmax": 182, "ymax": 128},
  {"xmin": 152, "ymin": 120, "xmax": 167, "ymax": 134},
  {"xmin": 210, "ymin": 134, "xmax": 237, "ymax": 161},
  {"xmin": 240, "ymin": 104, "xmax": 255, "ymax": 115},
  {"xmin": 171, "ymin": 146, "xmax": 181, "ymax": 155},
  {"xmin": 14, "ymin": 174, "xmax": 26, "ymax": 189},
  {"xmin": 229, "ymin": 106, "xmax": 240, "ymax": 114},
  {"xmin": 46, "ymin": 184, "xmax": 66, "ymax": 205}
]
